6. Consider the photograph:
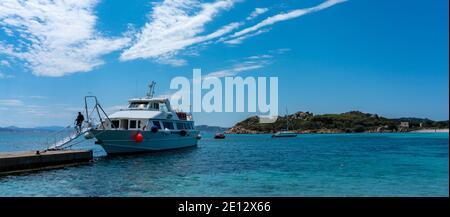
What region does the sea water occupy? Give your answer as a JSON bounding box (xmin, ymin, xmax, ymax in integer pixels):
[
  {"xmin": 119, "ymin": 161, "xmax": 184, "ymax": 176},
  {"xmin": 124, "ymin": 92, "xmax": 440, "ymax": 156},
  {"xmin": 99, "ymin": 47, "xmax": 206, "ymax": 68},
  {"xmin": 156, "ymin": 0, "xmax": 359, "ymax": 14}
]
[{"xmin": 0, "ymin": 132, "xmax": 448, "ymax": 196}]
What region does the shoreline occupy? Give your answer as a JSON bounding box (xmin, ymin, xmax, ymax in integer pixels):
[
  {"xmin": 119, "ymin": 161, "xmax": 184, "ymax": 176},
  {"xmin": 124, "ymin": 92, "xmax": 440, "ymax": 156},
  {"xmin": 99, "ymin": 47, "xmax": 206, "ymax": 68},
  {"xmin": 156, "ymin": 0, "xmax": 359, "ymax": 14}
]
[
  {"xmin": 410, "ymin": 129, "xmax": 449, "ymax": 133},
  {"xmin": 225, "ymin": 129, "xmax": 450, "ymax": 135}
]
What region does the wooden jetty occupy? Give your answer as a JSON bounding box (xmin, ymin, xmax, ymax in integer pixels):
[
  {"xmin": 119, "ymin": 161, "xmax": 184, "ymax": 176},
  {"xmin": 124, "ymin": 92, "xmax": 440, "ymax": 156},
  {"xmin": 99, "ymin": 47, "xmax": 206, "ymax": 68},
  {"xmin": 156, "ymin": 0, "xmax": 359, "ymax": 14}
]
[{"xmin": 0, "ymin": 149, "xmax": 93, "ymax": 175}]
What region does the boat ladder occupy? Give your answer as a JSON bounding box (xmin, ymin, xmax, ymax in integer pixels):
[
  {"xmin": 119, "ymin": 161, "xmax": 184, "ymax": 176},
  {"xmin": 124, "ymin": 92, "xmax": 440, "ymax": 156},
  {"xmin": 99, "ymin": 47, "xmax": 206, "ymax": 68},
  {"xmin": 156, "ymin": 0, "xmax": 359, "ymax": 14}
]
[
  {"xmin": 46, "ymin": 126, "xmax": 90, "ymax": 150},
  {"xmin": 44, "ymin": 96, "xmax": 109, "ymax": 151}
]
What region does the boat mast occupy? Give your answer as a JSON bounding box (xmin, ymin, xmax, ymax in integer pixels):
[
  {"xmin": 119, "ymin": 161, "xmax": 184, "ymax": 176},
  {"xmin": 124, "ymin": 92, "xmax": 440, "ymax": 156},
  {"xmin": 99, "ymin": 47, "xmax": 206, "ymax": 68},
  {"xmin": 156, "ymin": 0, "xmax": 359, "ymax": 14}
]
[
  {"xmin": 147, "ymin": 81, "xmax": 156, "ymax": 98},
  {"xmin": 285, "ymin": 106, "xmax": 289, "ymax": 131}
]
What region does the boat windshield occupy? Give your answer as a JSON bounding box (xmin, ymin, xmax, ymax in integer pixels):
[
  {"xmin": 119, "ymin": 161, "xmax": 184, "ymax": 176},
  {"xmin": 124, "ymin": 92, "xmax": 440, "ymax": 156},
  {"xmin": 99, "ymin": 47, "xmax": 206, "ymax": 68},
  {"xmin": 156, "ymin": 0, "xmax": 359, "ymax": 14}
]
[
  {"xmin": 159, "ymin": 103, "xmax": 169, "ymax": 112},
  {"xmin": 129, "ymin": 102, "xmax": 148, "ymax": 109}
]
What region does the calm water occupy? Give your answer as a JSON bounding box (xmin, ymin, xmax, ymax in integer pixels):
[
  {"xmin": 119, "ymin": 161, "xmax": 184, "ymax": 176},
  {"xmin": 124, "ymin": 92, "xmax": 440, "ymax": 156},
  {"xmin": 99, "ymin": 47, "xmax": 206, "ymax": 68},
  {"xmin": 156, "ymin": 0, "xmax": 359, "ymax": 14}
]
[{"xmin": 0, "ymin": 132, "xmax": 448, "ymax": 196}]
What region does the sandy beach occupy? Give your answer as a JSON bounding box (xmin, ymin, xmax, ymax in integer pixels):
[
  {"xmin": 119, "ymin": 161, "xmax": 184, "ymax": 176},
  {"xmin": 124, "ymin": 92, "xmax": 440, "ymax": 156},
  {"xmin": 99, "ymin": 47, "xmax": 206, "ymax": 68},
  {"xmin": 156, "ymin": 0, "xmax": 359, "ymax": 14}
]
[{"xmin": 412, "ymin": 129, "xmax": 449, "ymax": 133}]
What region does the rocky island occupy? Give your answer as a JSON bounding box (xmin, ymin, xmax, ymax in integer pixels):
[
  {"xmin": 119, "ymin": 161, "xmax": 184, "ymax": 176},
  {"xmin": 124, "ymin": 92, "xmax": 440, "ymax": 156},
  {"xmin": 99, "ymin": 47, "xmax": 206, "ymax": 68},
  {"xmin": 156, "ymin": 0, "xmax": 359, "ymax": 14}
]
[{"xmin": 226, "ymin": 111, "xmax": 449, "ymax": 134}]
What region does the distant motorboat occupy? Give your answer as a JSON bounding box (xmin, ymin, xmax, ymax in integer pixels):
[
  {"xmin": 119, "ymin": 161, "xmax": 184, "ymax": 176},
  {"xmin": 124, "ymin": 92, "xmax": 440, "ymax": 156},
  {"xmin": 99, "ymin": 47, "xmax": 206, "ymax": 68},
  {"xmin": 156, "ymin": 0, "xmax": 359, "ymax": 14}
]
[
  {"xmin": 214, "ymin": 133, "xmax": 226, "ymax": 139},
  {"xmin": 196, "ymin": 134, "xmax": 202, "ymax": 140}
]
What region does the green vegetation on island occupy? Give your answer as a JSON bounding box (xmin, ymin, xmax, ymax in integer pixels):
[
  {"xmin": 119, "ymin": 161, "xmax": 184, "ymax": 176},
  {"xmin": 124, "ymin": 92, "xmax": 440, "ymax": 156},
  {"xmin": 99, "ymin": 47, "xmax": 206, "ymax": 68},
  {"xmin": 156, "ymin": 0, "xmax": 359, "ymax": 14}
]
[{"xmin": 226, "ymin": 111, "xmax": 449, "ymax": 134}]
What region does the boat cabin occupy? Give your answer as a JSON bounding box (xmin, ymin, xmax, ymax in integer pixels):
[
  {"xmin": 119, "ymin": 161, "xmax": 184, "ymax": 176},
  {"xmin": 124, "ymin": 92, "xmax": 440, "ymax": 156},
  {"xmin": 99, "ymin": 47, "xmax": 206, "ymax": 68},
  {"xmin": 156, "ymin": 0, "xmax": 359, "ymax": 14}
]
[{"xmin": 103, "ymin": 98, "xmax": 193, "ymax": 131}]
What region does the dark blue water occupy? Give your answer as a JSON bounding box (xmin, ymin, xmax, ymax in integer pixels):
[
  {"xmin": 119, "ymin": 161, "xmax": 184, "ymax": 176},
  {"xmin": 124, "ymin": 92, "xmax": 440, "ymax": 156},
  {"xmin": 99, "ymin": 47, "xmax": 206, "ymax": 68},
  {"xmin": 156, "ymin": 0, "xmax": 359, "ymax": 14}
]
[{"xmin": 0, "ymin": 132, "xmax": 448, "ymax": 196}]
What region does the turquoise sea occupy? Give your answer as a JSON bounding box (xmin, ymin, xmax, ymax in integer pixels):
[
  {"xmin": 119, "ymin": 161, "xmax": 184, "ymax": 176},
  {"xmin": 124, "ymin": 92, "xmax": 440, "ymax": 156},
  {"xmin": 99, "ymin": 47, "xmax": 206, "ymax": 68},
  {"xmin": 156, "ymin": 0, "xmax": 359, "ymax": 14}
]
[{"xmin": 0, "ymin": 132, "xmax": 448, "ymax": 196}]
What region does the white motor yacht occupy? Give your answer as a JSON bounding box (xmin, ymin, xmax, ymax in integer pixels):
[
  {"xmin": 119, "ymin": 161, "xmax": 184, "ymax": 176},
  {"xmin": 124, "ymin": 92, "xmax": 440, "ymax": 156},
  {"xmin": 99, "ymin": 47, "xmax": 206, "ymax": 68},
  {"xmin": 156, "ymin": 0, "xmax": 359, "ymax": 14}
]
[{"xmin": 86, "ymin": 82, "xmax": 200, "ymax": 154}]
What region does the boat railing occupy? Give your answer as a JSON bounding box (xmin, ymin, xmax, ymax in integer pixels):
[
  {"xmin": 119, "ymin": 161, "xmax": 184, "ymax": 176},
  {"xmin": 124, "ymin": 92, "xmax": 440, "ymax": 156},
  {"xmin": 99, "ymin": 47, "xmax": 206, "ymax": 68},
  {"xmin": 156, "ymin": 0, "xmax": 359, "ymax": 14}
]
[
  {"xmin": 45, "ymin": 124, "xmax": 82, "ymax": 149},
  {"xmin": 45, "ymin": 122, "xmax": 93, "ymax": 150},
  {"xmin": 45, "ymin": 125, "xmax": 73, "ymax": 146},
  {"xmin": 84, "ymin": 96, "xmax": 112, "ymax": 129}
]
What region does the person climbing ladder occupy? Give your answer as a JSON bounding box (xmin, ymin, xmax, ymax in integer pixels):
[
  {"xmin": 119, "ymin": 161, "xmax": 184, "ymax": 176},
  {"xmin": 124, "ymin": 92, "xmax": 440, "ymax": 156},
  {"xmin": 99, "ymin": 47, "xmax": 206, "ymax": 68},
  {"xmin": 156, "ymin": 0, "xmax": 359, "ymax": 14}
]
[{"xmin": 75, "ymin": 112, "xmax": 84, "ymax": 133}]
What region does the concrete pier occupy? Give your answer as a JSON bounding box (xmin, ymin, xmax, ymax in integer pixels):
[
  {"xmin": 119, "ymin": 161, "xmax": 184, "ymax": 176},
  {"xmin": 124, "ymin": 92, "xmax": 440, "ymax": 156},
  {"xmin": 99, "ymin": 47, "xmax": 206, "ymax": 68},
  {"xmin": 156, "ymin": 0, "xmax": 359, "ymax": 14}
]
[{"xmin": 0, "ymin": 149, "xmax": 93, "ymax": 175}]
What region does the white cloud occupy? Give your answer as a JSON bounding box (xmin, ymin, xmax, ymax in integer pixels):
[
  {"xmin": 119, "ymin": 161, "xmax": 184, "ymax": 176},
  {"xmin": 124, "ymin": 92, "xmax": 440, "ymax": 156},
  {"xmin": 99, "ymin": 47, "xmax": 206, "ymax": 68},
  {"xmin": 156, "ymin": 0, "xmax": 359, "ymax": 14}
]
[
  {"xmin": 270, "ymin": 48, "xmax": 291, "ymax": 54},
  {"xmin": 224, "ymin": 29, "xmax": 269, "ymax": 45},
  {"xmin": 206, "ymin": 63, "xmax": 266, "ymax": 78},
  {"xmin": 247, "ymin": 54, "xmax": 273, "ymax": 60},
  {"xmin": 0, "ymin": 0, "xmax": 346, "ymax": 75},
  {"xmin": 104, "ymin": 105, "xmax": 126, "ymax": 114},
  {"xmin": 120, "ymin": 0, "xmax": 238, "ymax": 65},
  {"xmin": 0, "ymin": 72, "xmax": 14, "ymax": 79},
  {"xmin": 122, "ymin": 0, "xmax": 345, "ymax": 65},
  {"xmin": 246, "ymin": 8, "xmax": 269, "ymax": 20},
  {"xmin": 155, "ymin": 57, "xmax": 188, "ymax": 67},
  {"xmin": 205, "ymin": 48, "xmax": 291, "ymax": 78},
  {"xmin": 1, "ymin": 27, "xmax": 13, "ymax": 36},
  {"xmin": 205, "ymin": 57, "xmax": 273, "ymax": 78},
  {"xmin": 0, "ymin": 0, "xmax": 130, "ymax": 77},
  {"xmin": 29, "ymin": 95, "xmax": 48, "ymax": 99},
  {"xmin": 227, "ymin": 0, "xmax": 346, "ymax": 43},
  {"xmin": 0, "ymin": 60, "xmax": 10, "ymax": 67},
  {"xmin": 0, "ymin": 99, "xmax": 23, "ymax": 106},
  {"xmin": 0, "ymin": 102, "xmax": 87, "ymax": 127}
]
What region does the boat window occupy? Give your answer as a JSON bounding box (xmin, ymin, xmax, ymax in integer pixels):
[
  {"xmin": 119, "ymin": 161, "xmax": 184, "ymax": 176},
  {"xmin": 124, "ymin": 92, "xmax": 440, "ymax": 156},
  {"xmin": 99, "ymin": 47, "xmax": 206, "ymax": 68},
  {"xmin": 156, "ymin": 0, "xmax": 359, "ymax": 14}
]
[
  {"xmin": 148, "ymin": 103, "xmax": 159, "ymax": 110},
  {"xmin": 111, "ymin": 120, "xmax": 119, "ymax": 129},
  {"xmin": 152, "ymin": 121, "xmax": 161, "ymax": 129},
  {"xmin": 121, "ymin": 119, "xmax": 129, "ymax": 130},
  {"xmin": 129, "ymin": 120, "xmax": 137, "ymax": 129},
  {"xmin": 188, "ymin": 122, "xmax": 194, "ymax": 129},
  {"xmin": 162, "ymin": 121, "xmax": 174, "ymax": 130},
  {"xmin": 176, "ymin": 122, "xmax": 184, "ymax": 130},
  {"xmin": 138, "ymin": 120, "xmax": 141, "ymax": 129},
  {"xmin": 159, "ymin": 103, "xmax": 169, "ymax": 112},
  {"xmin": 129, "ymin": 102, "xmax": 148, "ymax": 109}
]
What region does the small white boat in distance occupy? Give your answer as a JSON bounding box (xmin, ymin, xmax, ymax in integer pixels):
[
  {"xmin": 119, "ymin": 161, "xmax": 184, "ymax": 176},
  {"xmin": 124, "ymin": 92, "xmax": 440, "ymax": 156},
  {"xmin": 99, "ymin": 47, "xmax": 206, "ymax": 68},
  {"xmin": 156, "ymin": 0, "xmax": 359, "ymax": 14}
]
[
  {"xmin": 214, "ymin": 133, "xmax": 225, "ymax": 139},
  {"xmin": 86, "ymin": 82, "xmax": 200, "ymax": 155},
  {"xmin": 272, "ymin": 107, "xmax": 297, "ymax": 138},
  {"xmin": 272, "ymin": 131, "xmax": 297, "ymax": 138}
]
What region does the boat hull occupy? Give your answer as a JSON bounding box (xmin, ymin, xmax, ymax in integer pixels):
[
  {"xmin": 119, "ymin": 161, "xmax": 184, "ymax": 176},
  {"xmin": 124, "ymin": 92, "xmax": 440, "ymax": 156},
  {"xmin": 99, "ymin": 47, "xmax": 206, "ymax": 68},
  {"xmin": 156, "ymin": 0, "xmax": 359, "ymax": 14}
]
[
  {"xmin": 91, "ymin": 129, "xmax": 199, "ymax": 154},
  {"xmin": 272, "ymin": 132, "xmax": 297, "ymax": 137}
]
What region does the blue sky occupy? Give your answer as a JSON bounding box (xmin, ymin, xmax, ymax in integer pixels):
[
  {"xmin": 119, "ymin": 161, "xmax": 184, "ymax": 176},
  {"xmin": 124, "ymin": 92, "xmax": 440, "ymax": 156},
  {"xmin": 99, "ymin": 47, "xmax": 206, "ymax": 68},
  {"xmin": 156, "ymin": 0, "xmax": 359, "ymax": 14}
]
[{"xmin": 0, "ymin": 0, "xmax": 448, "ymax": 127}]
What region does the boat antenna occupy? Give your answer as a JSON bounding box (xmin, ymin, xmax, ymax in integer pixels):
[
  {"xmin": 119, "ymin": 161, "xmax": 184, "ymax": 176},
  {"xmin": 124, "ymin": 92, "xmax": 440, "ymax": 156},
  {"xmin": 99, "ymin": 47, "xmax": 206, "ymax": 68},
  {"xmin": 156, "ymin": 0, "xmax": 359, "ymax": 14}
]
[{"xmin": 147, "ymin": 81, "xmax": 156, "ymax": 98}]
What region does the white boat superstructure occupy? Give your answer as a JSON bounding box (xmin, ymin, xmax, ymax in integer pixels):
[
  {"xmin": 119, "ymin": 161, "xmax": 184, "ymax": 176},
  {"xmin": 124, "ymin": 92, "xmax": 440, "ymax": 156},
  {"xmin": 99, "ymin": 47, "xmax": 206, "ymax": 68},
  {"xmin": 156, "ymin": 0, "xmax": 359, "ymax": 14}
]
[{"xmin": 85, "ymin": 82, "xmax": 200, "ymax": 154}]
